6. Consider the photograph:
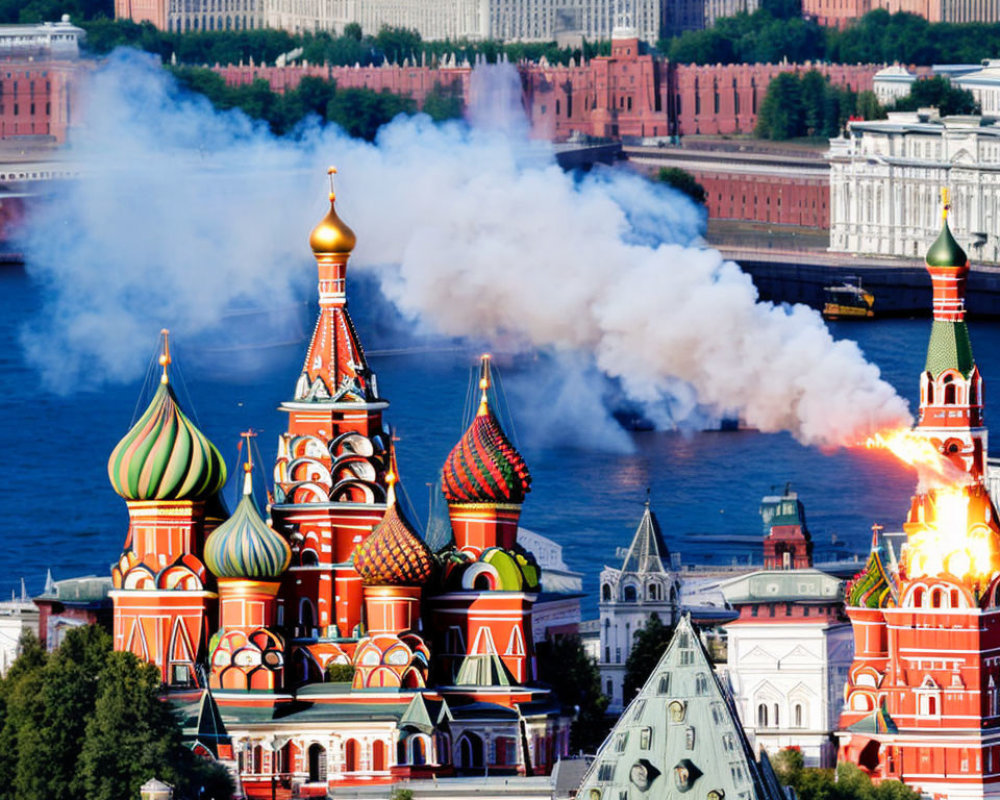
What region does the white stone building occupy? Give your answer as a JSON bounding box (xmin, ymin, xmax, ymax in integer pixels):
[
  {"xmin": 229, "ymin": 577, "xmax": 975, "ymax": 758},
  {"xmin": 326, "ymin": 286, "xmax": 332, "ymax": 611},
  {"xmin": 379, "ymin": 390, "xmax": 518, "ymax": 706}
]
[
  {"xmin": 517, "ymin": 527, "xmax": 583, "ymax": 642},
  {"xmin": 872, "ymin": 64, "xmax": 917, "ymax": 105},
  {"xmin": 828, "ymin": 111, "xmax": 1000, "ymax": 265},
  {"xmin": 0, "ymin": 592, "xmax": 38, "ymax": 676},
  {"xmin": 0, "ymin": 15, "xmax": 83, "ymax": 59},
  {"xmin": 261, "ymin": 0, "xmax": 661, "ymax": 44},
  {"xmin": 597, "ymin": 502, "xmax": 681, "ymax": 714},
  {"xmin": 953, "ymin": 60, "xmax": 1000, "ymax": 116},
  {"xmin": 716, "ymin": 569, "xmax": 853, "ymax": 768}
]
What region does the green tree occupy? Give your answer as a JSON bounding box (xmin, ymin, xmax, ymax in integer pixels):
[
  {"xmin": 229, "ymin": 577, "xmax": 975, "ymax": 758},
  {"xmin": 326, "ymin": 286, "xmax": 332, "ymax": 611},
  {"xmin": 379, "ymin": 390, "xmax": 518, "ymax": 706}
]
[
  {"xmin": 78, "ymin": 651, "xmax": 232, "ymax": 800},
  {"xmin": 0, "ymin": 631, "xmax": 47, "ymax": 800},
  {"xmin": 855, "ymin": 90, "xmax": 887, "ymax": 121},
  {"xmin": 756, "ymin": 72, "xmax": 804, "ymax": 139},
  {"xmin": 771, "ymin": 748, "xmax": 919, "ymax": 800},
  {"xmin": 655, "ymin": 167, "xmax": 706, "ymax": 205},
  {"xmin": 894, "ymin": 75, "xmax": 980, "ymax": 115},
  {"xmin": 422, "ymin": 80, "xmax": 465, "ymax": 121},
  {"xmin": 374, "ymin": 26, "xmax": 422, "ymax": 64},
  {"xmin": 535, "ymin": 635, "xmax": 609, "ymax": 752},
  {"xmin": 344, "ymin": 22, "xmax": 363, "ymax": 41},
  {"xmin": 327, "ymin": 88, "xmax": 416, "ymax": 140},
  {"xmin": 13, "ymin": 626, "xmax": 112, "ymax": 800},
  {"xmin": 622, "ymin": 612, "xmax": 676, "ymax": 702}
]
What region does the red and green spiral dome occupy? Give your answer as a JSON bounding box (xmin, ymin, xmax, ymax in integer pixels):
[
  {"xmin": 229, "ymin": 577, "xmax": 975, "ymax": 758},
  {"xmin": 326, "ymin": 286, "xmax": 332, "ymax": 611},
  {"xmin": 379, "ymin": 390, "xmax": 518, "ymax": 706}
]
[
  {"xmin": 108, "ymin": 383, "xmax": 227, "ymax": 501},
  {"xmin": 441, "ymin": 403, "xmax": 531, "ymax": 504}
]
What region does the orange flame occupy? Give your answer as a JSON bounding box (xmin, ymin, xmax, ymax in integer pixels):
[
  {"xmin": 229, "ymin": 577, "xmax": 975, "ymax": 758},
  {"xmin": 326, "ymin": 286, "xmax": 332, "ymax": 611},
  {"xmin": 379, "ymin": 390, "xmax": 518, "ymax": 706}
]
[
  {"xmin": 903, "ymin": 486, "xmax": 1000, "ymax": 585},
  {"xmin": 866, "ymin": 427, "xmax": 1000, "ymax": 588},
  {"xmin": 866, "ymin": 428, "xmax": 969, "ymax": 487}
]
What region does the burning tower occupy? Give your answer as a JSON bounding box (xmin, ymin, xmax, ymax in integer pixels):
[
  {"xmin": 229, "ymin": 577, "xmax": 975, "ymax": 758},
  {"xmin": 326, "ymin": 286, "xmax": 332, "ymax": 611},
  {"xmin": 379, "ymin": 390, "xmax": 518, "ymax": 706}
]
[{"xmin": 838, "ymin": 192, "xmax": 1000, "ymax": 799}]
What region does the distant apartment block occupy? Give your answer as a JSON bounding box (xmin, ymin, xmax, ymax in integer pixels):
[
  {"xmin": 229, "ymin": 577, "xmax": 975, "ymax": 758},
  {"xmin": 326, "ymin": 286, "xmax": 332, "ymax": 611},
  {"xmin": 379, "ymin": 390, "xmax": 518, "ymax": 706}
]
[
  {"xmin": 663, "ymin": 0, "xmax": 759, "ymax": 36},
  {"xmin": 805, "ymin": 0, "xmax": 1000, "ymax": 29},
  {"xmin": 828, "ymin": 111, "xmax": 1000, "ymax": 264},
  {"xmin": 115, "ymin": 0, "xmax": 264, "ymax": 32},
  {"xmin": 122, "ymin": 0, "xmax": 663, "ymax": 42}
]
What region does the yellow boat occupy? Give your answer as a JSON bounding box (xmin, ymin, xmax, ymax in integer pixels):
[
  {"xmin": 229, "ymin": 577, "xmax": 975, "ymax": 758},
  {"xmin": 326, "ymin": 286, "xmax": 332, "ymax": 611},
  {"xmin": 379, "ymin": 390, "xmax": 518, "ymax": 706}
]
[{"xmin": 823, "ymin": 278, "xmax": 875, "ymax": 320}]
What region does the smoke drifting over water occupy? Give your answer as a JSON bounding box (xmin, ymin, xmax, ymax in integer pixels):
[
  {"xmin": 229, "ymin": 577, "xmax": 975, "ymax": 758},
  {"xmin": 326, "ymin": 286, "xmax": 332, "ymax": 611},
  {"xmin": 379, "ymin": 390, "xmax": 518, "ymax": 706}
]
[{"xmin": 22, "ymin": 50, "xmax": 910, "ymax": 448}]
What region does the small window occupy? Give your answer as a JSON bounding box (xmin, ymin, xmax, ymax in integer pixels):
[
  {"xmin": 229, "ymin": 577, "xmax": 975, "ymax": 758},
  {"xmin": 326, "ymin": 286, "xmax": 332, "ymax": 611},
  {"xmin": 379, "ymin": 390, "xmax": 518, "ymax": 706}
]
[{"xmin": 639, "ymin": 727, "xmax": 652, "ymax": 749}]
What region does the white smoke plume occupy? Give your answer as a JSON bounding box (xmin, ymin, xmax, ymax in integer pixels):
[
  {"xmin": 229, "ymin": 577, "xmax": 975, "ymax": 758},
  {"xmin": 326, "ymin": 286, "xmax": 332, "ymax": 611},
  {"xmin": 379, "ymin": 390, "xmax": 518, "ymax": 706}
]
[{"xmin": 22, "ymin": 50, "xmax": 911, "ymax": 448}]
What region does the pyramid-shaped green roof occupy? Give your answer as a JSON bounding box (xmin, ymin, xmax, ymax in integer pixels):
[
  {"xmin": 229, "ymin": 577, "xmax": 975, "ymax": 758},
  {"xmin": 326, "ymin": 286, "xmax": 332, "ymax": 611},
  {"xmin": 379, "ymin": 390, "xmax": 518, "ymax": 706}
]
[
  {"xmin": 576, "ymin": 615, "xmax": 785, "ymax": 800},
  {"xmin": 925, "ymin": 320, "xmax": 975, "ymax": 378}
]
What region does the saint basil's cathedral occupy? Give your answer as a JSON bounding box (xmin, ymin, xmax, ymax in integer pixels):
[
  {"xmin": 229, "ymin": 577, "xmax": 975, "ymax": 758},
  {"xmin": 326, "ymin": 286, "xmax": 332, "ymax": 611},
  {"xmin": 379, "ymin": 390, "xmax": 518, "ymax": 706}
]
[{"xmin": 105, "ymin": 173, "xmax": 571, "ymax": 797}]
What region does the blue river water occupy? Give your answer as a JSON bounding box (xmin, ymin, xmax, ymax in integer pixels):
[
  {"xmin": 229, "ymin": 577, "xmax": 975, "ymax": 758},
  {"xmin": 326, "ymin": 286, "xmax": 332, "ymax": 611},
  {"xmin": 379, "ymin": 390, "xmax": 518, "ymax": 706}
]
[{"xmin": 0, "ymin": 263, "xmax": 982, "ymax": 617}]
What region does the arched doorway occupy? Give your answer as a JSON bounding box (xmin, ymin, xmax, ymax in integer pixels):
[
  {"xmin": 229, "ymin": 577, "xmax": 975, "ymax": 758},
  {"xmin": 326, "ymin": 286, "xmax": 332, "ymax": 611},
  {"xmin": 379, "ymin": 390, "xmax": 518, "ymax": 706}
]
[
  {"xmin": 308, "ymin": 743, "xmax": 326, "ymax": 783},
  {"xmin": 459, "ymin": 733, "xmax": 484, "ymax": 772}
]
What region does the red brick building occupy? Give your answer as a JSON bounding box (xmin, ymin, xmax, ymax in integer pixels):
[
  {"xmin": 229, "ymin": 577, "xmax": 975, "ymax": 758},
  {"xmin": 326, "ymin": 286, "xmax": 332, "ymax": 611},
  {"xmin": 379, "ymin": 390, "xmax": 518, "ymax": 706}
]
[
  {"xmin": 213, "ymin": 47, "xmax": 880, "ymax": 142},
  {"xmin": 672, "ymin": 62, "xmax": 876, "ymax": 135},
  {"xmin": 625, "ymin": 143, "xmax": 831, "ymax": 227},
  {"xmin": 0, "ymin": 60, "xmax": 86, "ymax": 143}
]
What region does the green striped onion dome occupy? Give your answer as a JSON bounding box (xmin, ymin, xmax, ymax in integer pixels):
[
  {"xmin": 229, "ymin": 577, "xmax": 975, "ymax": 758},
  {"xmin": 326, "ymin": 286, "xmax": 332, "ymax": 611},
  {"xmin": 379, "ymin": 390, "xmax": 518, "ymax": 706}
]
[
  {"xmin": 926, "ymin": 218, "xmax": 968, "ymax": 268},
  {"xmin": 441, "ymin": 404, "xmax": 531, "ymax": 504},
  {"xmin": 354, "ymin": 503, "xmax": 434, "ymax": 586},
  {"xmin": 108, "ymin": 383, "xmax": 227, "ymax": 501},
  {"xmin": 204, "ymin": 475, "xmax": 291, "ymax": 579}
]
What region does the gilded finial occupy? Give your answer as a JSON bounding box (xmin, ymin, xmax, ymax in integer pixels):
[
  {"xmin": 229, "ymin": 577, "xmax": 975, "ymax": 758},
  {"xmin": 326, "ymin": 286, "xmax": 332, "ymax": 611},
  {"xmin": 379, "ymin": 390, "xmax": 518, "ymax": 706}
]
[
  {"xmin": 310, "ymin": 167, "xmax": 357, "ymax": 255},
  {"xmin": 477, "ymin": 354, "xmax": 492, "ymax": 416},
  {"xmin": 158, "ymin": 328, "xmax": 171, "ymax": 384},
  {"xmin": 941, "ymin": 187, "xmax": 951, "ymax": 220},
  {"xmin": 240, "ymin": 429, "xmax": 257, "ymax": 494},
  {"xmin": 385, "ymin": 468, "xmax": 397, "ymax": 507}
]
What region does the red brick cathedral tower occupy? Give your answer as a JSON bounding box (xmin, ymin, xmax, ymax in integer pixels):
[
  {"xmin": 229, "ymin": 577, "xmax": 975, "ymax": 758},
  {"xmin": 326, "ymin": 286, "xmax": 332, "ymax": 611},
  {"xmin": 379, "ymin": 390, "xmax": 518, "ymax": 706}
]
[
  {"xmin": 431, "ymin": 356, "xmax": 540, "ymax": 690},
  {"xmin": 108, "ymin": 332, "xmax": 228, "ymax": 688},
  {"xmin": 270, "ymin": 170, "xmax": 391, "ymax": 680},
  {"xmin": 838, "ymin": 194, "xmax": 1000, "ymax": 800}
]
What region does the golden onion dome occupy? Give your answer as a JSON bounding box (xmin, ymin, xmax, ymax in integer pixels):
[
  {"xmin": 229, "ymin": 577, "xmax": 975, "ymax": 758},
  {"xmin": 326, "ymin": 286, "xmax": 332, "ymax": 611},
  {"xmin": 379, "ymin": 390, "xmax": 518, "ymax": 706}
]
[{"xmin": 309, "ymin": 167, "xmax": 357, "ymax": 255}]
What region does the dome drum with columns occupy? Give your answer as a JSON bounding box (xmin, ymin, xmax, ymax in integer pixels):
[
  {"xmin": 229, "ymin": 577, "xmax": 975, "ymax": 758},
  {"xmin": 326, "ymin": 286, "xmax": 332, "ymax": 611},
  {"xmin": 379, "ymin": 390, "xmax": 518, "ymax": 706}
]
[{"xmin": 103, "ymin": 176, "xmax": 572, "ymax": 793}]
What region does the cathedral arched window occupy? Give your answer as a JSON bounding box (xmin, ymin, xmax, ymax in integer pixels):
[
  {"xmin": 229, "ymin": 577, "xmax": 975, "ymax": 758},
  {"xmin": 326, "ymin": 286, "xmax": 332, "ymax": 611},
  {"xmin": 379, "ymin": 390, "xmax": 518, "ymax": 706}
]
[
  {"xmin": 623, "ymin": 585, "xmax": 637, "ymax": 603},
  {"xmin": 794, "ymin": 703, "xmax": 804, "ymax": 728},
  {"xmin": 756, "ymin": 703, "xmax": 768, "ymax": 727},
  {"xmin": 602, "ymin": 583, "xmax": 612, "ymax": 601},
  {"xmin": 344, "ymin": 738, "xmax": 361, "ymax": 772}
]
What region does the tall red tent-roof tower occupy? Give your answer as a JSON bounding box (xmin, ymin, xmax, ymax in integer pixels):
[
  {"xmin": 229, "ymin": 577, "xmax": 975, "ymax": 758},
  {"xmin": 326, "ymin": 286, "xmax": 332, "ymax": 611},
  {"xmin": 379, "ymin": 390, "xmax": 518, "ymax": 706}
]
[
  {"xmin": 838, "ymin": 191, "xmax": 1000, "ymax": 800},
  {"xmin": 270, "ymin": 169, "xmax": 391, "ymax": 680}
]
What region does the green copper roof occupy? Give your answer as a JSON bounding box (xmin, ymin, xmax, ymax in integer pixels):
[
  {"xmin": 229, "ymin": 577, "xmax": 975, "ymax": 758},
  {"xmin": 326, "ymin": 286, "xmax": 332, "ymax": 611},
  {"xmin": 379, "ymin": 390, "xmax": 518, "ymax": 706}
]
[
  {"xmin": 576, "ymin": 616, "xmax": 785, "ymax": 800},
  {"xmin": 847, "ymin": 702, "xmax": 898, "ymax": 734},
  {"xmin": 108, "ymin": 382, "xmax": 227, "ymax": 501},
  {"xmin": 204, "ymin": 474, "xmax": 291, "ymax": 579},
  {"xmin": 925, "ymin": 320, "xmax": 975, "ymax": 378},
  {"xmin": 454, "ymin": 652, "xmax": 517, "ymax": 687},
  {"xmin": 926, "ymin": 218, "xmax": 968, "ymax": 268}
]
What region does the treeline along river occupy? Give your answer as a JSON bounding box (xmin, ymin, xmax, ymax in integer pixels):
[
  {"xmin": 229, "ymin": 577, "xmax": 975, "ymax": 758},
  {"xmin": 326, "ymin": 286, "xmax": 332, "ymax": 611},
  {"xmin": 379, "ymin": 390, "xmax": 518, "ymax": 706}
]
[{"xmin": 0, "ymin": 263, "xmax": 978, "ymax": 616}]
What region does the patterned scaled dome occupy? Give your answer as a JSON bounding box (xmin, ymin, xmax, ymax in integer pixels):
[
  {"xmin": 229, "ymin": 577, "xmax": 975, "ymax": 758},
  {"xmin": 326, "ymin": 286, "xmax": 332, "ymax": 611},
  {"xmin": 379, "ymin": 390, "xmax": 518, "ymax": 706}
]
[
  {"xmin": 204, "ymin": 468, "xmax": 292, "ymax": 579},
  {"xmin": 354, "ymin": 501, "xmax": 435, "ymax": 586},
  {"xmin": 108, "ymin": 382, "xmax": 227, "ymax": 501},
  {"xmin": 442, "ymin": 404, "xmax": 532, "ymax": 505}
]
